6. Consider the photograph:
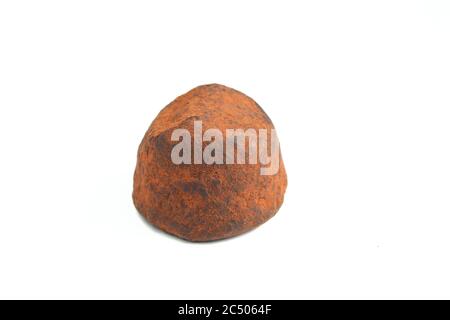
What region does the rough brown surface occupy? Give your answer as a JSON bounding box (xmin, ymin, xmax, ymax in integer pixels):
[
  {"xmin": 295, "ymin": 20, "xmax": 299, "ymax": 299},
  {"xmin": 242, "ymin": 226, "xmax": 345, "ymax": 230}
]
[{"xmin": 133, "ymin": 84, "xmax": 287, "ymax": 241}]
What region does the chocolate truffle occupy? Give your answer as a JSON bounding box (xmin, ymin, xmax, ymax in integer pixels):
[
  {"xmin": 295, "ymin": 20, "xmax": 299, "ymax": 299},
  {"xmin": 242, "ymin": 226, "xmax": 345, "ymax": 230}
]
[{"xmin": 133, "ymin": 84, "xmax": 287, "ymax": 241}]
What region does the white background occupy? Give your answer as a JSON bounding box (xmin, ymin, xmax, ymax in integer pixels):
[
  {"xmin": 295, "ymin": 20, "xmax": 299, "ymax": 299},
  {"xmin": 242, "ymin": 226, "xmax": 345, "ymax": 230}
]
[{"xmin": 0, "ymin": 1, "xmax": 449, "ymax": 300}]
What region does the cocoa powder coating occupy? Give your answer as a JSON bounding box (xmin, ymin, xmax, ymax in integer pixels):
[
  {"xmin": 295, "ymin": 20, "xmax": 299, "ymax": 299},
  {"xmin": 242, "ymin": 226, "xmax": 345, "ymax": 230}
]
[{"xmin": 133, "ymin": 84, "xmax": 287, "ymax": 241}]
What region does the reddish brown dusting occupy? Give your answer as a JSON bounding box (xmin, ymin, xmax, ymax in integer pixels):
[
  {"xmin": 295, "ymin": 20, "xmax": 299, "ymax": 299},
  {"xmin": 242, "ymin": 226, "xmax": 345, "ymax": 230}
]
[{"xmin": 133, "ymin": 84, "xmax": 287, "ymax": 241}]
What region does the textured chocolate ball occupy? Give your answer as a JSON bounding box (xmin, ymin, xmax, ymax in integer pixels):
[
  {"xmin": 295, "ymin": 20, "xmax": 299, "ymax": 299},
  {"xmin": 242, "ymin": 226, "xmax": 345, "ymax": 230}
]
[{"xmin": 133, "ymin": 84, "xmax": 287, "ymax": 241}]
